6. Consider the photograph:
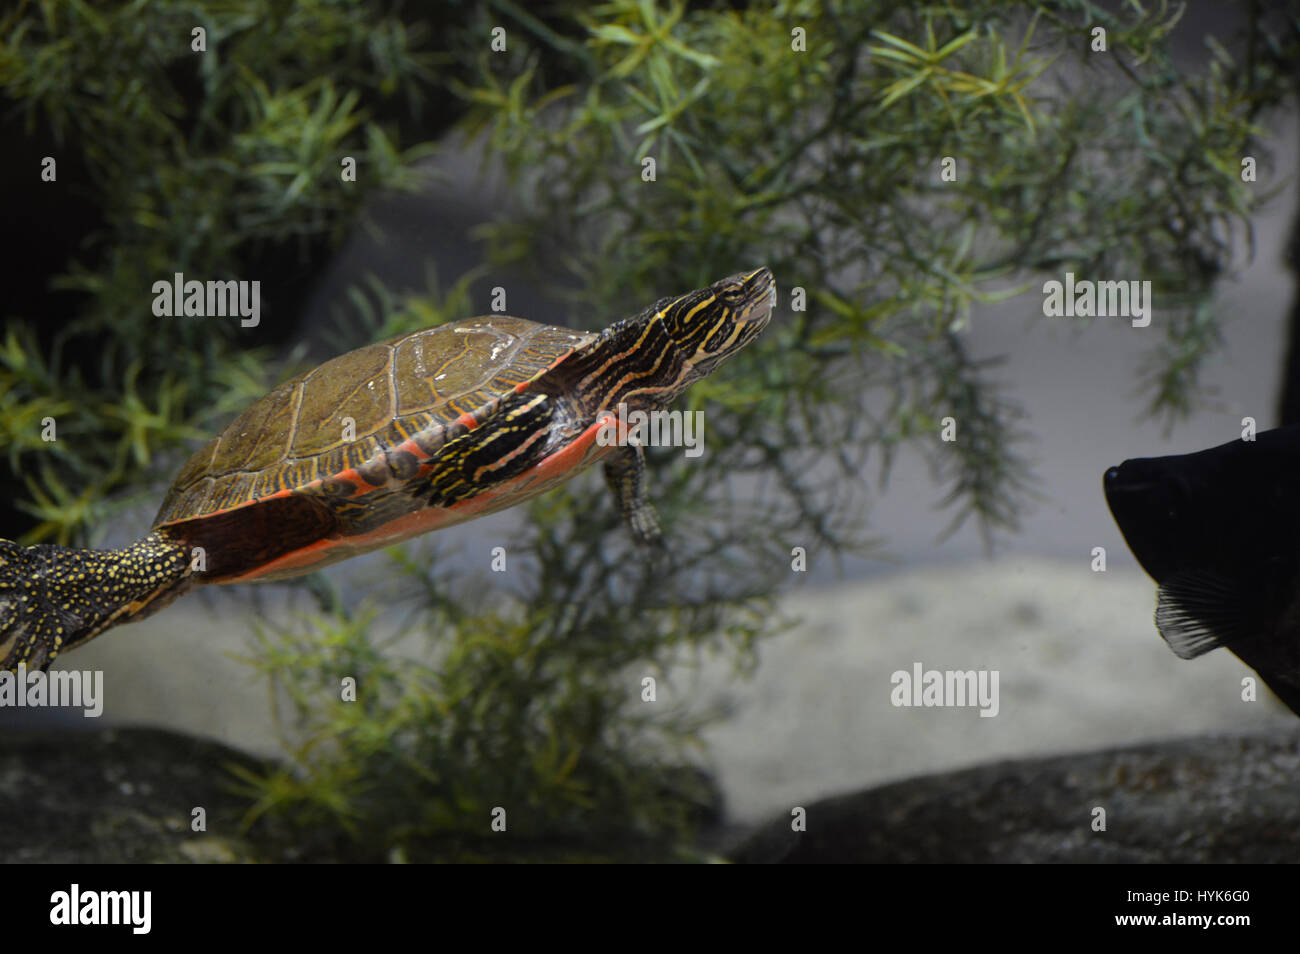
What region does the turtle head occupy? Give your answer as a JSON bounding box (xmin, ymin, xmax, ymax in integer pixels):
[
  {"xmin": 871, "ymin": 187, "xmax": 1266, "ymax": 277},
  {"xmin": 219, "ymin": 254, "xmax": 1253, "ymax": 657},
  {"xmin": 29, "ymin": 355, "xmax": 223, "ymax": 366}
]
[{"xmin": 660, "ymin": 267, "xmax": 776, "ymax": 379}]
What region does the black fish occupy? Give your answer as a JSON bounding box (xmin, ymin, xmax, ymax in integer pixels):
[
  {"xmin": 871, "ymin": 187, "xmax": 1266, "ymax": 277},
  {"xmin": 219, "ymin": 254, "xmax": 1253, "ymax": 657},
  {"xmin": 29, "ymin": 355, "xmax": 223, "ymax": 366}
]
[{"xmin": 1103, "ymin": 427, "xmax": 1300, "ymax": 716}]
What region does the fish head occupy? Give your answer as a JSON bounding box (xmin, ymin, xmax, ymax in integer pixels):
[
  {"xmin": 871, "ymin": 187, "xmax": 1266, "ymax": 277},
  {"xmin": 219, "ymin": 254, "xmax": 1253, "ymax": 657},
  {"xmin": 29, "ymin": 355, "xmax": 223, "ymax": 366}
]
[
  {"xmin": 1105, "ymin": 428, "xmax": 1300, "ymax": 713},
  {"xmin": 1105, "ymin": 429, "xmax": 1300, "ymax": 662},
  {"xmin": 1104, "ymin": 431, "xmax": 1300, "ymax": 586},
  {"xmin": 1103, "ymin": 456, "xmax": 1204, "ymax": 584}
]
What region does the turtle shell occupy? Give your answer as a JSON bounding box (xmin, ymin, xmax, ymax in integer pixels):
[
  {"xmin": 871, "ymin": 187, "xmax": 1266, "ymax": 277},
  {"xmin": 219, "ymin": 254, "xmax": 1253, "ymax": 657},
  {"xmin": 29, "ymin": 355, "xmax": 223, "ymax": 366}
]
[{"xmin": 155, "ymin": 316, "xmax": 597, "ymax": 582}]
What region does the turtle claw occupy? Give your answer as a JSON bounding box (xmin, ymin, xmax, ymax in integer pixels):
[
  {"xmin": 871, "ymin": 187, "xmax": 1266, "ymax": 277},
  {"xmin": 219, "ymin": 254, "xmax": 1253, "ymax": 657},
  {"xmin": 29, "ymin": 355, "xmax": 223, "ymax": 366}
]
[
  {"xmin": 628, "ymin": 513, "xmax": 676, "ymax": 579},
  {"xmin": 631, "ymin": 518, "xmax": 665, "ymax": 550},
  {"xmin": 604, "ymin": 446, "xmax": 668, "ymax": 551},
  {"xmin": 621, "ymin": 497, "xmax": 664, "ymax": 550}
]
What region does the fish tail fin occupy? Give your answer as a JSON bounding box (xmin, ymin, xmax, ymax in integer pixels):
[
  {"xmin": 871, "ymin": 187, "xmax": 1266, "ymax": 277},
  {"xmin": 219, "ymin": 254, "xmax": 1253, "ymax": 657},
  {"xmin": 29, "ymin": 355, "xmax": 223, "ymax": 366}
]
[{"xmin": 0, "ymin": 534, "xmax": 193, "ymax": 671}]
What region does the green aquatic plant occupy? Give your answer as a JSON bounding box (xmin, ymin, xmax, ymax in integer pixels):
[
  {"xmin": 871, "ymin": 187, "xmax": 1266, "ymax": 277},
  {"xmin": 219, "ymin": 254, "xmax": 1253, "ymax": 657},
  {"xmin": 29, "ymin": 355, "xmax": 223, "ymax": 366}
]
[{"xmin": 0, "ymin": 0, "xmax": 439, "ymax": 542}]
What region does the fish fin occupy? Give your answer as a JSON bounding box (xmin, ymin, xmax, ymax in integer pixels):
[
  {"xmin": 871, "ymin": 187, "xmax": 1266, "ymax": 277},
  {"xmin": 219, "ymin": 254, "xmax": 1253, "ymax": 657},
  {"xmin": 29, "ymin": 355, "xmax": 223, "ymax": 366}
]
[{"xmin": 1154, "ymin": 571, "xmax": 1259, "ymax": 660}]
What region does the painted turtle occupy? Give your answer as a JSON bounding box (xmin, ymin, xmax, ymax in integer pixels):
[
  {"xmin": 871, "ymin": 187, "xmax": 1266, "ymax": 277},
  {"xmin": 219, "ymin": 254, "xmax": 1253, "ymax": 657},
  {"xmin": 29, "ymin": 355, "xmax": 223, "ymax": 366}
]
[{"xmin": 0, "ymin": 268, "xmax": 776, "ymax": 671}]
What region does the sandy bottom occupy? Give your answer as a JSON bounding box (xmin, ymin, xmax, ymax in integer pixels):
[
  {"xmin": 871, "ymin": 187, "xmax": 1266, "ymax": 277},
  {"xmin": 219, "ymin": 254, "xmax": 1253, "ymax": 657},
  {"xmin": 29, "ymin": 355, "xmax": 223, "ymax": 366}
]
[
  {"xmin": 16, "ymin": 556, "xmax": 1287, "ymax": 827},
  {"xmin": 693, "ymin": 558, "xmax": 1290, "ymax": 822}
]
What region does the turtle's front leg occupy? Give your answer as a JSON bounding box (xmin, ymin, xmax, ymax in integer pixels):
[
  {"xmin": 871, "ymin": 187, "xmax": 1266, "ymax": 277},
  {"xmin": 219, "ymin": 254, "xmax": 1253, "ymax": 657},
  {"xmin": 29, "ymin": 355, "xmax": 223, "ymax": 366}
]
[{"xmin": 603, "ymin": 445, "xmax": 663, "ymax": 546}]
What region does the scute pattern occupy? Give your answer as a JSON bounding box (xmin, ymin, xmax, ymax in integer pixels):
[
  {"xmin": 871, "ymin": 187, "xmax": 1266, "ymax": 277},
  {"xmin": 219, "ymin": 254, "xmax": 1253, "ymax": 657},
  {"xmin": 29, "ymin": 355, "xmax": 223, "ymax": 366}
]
[
  {"xmin": 153, "ymin": 316, "xmax": 597, "ymax": 527},
  {"xmin": 291, "ymin": 344, "xmax": 391, "ymax": 457}
]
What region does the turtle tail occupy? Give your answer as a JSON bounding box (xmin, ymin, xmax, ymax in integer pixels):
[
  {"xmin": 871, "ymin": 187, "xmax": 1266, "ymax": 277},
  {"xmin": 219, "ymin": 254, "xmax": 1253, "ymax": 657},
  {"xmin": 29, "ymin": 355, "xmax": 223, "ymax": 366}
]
[{"xmin": 0, "ymin": 532, "xmax": 194, "ymax": 672}]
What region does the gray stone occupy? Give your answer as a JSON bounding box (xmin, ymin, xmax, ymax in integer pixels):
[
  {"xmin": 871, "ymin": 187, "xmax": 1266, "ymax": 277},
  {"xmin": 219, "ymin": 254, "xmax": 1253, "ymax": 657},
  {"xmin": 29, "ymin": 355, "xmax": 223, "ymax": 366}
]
[
  {"xmin": 730, "ymin": 731, "xmax": 1300, "ymax": 863},
  {"xmin": 0, "ymin": 728, "xmax": 275, "ymax": 863}
]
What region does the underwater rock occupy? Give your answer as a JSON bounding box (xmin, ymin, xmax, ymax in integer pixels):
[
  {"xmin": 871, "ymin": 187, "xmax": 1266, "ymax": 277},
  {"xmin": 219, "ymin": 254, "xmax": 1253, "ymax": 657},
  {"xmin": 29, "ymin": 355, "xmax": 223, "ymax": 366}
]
[
  {"xmin": 730, "ymin": 731, "xmax": 1300, "ymax": 863},
  {"xmin": 0, "ymin": 726, "xmax": 726, "ymax": 863},
  {"xmin": 0, "ymin": 727, "xmax": 273, "ymax": 863}
]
